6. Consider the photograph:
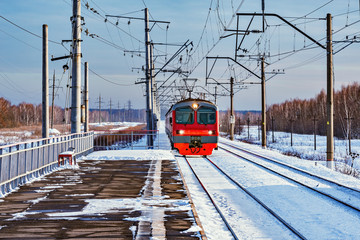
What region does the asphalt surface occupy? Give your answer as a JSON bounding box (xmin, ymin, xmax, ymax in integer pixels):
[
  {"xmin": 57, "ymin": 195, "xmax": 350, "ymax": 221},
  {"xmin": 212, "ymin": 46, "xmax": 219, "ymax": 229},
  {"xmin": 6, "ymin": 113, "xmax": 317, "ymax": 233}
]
[{"xmin": 0, "ymin": 158, "xmax": 203, "ymax": 239}]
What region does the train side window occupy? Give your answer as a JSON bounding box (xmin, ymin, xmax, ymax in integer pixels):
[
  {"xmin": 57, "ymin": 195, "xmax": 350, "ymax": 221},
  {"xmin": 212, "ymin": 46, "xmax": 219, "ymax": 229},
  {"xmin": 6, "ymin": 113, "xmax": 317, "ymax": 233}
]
[
  {"xmin": 175, "ymin": 107, "xmax": 194, "ymax": 124},
  {"xmin": 197, "ymin": 107, "xmax": 216, "ymax": 124},
  {"xmin": 169, "ymin": 117, "xmax": 172, "ymax": 125}
]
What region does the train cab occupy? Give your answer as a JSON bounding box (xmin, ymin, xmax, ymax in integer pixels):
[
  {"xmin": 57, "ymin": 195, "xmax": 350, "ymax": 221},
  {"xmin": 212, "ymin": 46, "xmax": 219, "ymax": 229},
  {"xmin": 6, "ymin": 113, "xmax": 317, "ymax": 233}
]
[{"xmin": 165, "ymin": 99, "xmax": 219, "ymax": 155}]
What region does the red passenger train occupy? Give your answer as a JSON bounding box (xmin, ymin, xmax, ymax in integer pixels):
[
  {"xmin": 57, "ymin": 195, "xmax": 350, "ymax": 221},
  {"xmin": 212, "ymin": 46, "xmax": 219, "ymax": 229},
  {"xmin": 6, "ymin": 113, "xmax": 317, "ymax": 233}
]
[{"xmin": 165, "ymin": 98, "xmax": 219, "ymax": 156}]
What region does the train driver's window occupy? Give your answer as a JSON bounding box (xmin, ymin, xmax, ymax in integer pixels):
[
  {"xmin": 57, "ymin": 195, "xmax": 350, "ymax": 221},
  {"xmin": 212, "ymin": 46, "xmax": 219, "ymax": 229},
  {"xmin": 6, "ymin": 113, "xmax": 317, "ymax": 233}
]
[
  {"xmin": 175, "ymin": 107, "xmax": 194, "ymax": 124},
  {"xmin": 197, "ymin": 107, "xmax": 216, "ymax": 124}
]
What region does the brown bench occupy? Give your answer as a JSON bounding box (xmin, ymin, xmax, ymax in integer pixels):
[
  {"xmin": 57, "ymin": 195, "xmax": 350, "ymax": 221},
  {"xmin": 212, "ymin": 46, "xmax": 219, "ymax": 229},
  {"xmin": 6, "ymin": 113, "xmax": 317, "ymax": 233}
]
[{"xmin": 58, "ymin": 148, "xmax": 76, "ymax": 166}]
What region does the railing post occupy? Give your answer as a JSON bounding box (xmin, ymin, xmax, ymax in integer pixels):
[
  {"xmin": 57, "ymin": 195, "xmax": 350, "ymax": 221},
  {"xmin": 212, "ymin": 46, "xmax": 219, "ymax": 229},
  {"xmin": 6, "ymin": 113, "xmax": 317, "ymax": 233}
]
[
  {"xmin": 131, "ymin": 131, "xmax": 134, "ymax": 150},
  {"xmin": 158, "ymin": 131, "xmax": 160, "ymax": 149}
]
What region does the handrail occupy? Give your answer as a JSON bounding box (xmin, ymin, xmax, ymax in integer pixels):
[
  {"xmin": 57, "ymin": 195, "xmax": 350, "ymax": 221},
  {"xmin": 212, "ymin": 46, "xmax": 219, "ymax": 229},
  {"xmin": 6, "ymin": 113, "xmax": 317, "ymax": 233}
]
[{"xmin": 0, "ymin": 131, "xmax": 94, "ymax": 150}]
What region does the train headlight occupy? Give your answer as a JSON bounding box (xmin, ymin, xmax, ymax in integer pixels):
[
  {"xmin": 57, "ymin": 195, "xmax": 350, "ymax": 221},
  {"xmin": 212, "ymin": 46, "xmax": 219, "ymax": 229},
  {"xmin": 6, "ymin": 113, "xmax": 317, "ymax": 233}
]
[
  {"xmin": 177, "ymin": 130, "xmax": 185, "ymax": 135},
  {"xmin": 192, "ymin": 103, "xmax": 198, "ymax": 109},
  {"xmin": 208, "ymin": 130, "xmax": 214, "ymax": 135}
]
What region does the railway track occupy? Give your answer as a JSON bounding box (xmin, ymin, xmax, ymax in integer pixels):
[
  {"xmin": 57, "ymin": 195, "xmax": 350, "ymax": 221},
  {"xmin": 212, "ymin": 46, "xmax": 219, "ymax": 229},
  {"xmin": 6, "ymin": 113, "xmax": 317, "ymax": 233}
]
[
  {"xmin": 219, "ymin": 141, "xmax": 360, "ymax": 213},
  {"xmin": 181, "ymin": 155, "xmax": 305, "ymax": 240}
]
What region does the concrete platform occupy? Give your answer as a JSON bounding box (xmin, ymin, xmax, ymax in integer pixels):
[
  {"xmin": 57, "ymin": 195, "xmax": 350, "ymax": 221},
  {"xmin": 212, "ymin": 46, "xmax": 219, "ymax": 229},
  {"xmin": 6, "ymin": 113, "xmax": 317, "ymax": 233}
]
[{"xmin": 0, "ymin": 152, "xmax": 205, "ymax": 239}]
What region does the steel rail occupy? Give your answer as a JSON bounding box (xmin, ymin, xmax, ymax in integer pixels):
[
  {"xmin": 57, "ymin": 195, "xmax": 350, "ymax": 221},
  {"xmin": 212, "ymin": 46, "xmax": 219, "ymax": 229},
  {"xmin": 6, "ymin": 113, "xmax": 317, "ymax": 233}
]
[
  {"xmin": 220, "ymin": 141, "xmax": 360, "ymax": 194},
  {"xmin": 219, "ymin": 142, "xmax": 360, "ymax": 213},
  {"xmin": 182, "ymin": 156, "xmax": 239, "ymax": 240},
  {"xmin": 204, "ymin": 156, "xmax": 306, "ymax": 240}
]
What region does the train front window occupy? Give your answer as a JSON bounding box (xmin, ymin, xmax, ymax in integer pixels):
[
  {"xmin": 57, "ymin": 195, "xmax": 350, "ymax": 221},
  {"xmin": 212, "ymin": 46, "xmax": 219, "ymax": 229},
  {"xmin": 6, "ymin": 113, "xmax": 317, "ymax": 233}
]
[
  {"xmin": 175, "ymin": 107, "xmax": 194, "ymax": 124},
  {"xmin": 197, "ymin": 107, "xmax": 216, "ymax": 124}
]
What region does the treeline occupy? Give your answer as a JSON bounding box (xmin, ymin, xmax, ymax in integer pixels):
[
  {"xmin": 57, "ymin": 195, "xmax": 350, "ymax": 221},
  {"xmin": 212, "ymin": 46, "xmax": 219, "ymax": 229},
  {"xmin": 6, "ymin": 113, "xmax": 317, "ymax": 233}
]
[
  {"xmin": 219, "ymin": 110, "xmax": 260, "ymax": 134},
  {"xmin": 0, "ymin": 97, "xmax": 146, "ymax": 129},
  {"xmin": 267, "ymin": 82, "xmax": 360, "ymax": 139},
  {"xmin": 0, "ymin": 98, "xmax": 64, "ymax": 128},
  {"xmin": 89, "ymin": 109, "xmax": 146, "ymax": 123}
]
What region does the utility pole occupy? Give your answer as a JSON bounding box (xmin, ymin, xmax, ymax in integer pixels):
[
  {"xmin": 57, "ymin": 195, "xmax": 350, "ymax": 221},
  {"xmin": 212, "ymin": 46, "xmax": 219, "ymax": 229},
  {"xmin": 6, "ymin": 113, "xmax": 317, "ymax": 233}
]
[
  {"xmin": 345, "ymin": 116, "xmax": 354, "ymax": 154},
  {"xmin": 49, "ymin": 72, "xmax": 62, "ymax": 129},
  {"xmin": 71, "ymin": 0, "xmax": 82, "ymax": 133},
  {"xmin": 271, "ymin": 116, "xmax": 275, "ymax": 143},
  {"xmin": 290, "ymin": 118, "xmax": 295, "ymax": 146},
  {"xmin": 84, "ymin": 62, "xmax": 89, "ymax": 132},
  {"xmin": 313, "ymin": 116, "xmax": 317, "ymax": 150},
  {"xmin": 96, "ymin": 94, "xmax": 104, "ymax": 124},
  {"xmin": 230, "ymin": 77, "xmax": 235, "ymax": 140},
  {"xmin": 128, "ymin": 100, "xmax": 132, "ymax": 121},
  {"xmin": 118, "ymin": 101, "xmax": 121, "ymax": 122},
  {"xmin": 326, "ymin": 13, "xmax": 334, "ymax": 169},
  {"xmin": 124, "ymin": 104, "xmax": 126, "ymax": 122},
  {"xmin": 247, "ymin": 118, "xmax": 250, "ymax": 139},
  {"xmin": 257, "ymin": 118, "xmax": 260, "ymax": 141},
  {"xmin": 261, "ymin": 56, "xmax": 266, "ymax": 147},
  {"xmin": 109, "ymin": 98, "xmax": 112, "ymax": 122},
  {"xmin": 42, "ymin": 24, "xmax": 49, "ymax": 138}
]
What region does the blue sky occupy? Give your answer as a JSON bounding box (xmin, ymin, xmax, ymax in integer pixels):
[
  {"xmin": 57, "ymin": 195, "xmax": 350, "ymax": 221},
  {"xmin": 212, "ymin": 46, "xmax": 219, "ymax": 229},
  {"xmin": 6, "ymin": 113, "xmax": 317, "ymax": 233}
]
[{"xmin": 0, "ymin": 0, "xmax": 360, "ymax": 111}]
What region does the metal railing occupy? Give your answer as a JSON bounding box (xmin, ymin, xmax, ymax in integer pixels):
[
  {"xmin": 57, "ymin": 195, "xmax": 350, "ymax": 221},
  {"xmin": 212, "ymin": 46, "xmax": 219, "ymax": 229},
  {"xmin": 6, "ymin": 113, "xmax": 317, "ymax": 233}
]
[
  {"xmin": 94, "ymin": 130, "xmax": 159, "ymax": 150},
  {"xmin": 0, "ymin": 132, "xmax": 94, "ymax": 196}
]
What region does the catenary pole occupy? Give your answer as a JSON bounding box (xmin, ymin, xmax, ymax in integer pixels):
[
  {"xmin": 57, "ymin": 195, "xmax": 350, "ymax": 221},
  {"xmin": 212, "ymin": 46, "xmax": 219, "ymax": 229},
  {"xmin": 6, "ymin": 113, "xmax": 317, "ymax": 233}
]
[
  {"xmin": 150, "ymin": 42, "xmax": 156, "ymax": 133},
  {"xmin": 236, "ymin": 12, "xmax": 333, "ymax": 165},
  {"xmin": 42, "ymin": 24, "xmax": 49, "ymax": 138},
  {"xmin": 261, "ymin": 57, "xmax": 266, "ymax": 147},
  {"xmin": 326, "ymin": 13, "xmax": 334, "ymax": 169},
  {"xmin": 71, "ymin": 0, "xmax": 82, "ymax": 133},
  {"xmin": 230, "ymin": 77, "xmax": 234, "ymax": 140},
  {"xmin": 51, "ymin": 70, "xmax": 55, "ymax": 129},
  {"xmin": 84, "ymin": 62, "xmax": 89, "ymax": 132},
  {"xmin": 214, "ymin": 86, "xmax": 217, "ymax": 105},
  {"xmin": 145, "ymin": 8, "xmax": 153, "ymax": 148}
]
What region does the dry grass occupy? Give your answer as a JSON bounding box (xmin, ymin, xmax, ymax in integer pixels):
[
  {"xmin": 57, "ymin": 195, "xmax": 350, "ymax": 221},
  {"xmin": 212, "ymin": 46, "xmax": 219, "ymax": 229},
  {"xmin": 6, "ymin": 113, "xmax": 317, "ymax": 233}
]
[
  {"xmin": 336, "ymin": 164, "xmax": 360, "ymax": 178},
  {"xmin": 90, "ymin": 124, "xmax": 122, "ymax": 132},
  {"xmin": 94, "ymin": 124, "xmax": 147, "ymax": 148},
  {"xmin": 0, "ymin": 123, "xmax": 145, "ymax": 143}
]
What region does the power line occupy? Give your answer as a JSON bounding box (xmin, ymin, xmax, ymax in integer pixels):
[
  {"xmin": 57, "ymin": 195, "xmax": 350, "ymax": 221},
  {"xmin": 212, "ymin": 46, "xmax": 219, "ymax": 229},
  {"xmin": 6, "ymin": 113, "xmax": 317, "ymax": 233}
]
[
  {"xmin": 0, "ymin": 15, "xmax": 61, "ymax": 45},
  {"xmin": 0, "ymin": 28, "xmax": 40, "ymax": 51},
  {"xmin": 82, "ymin": 1, "xmax": 143, "ymax": 44},
  {"xmin": 88, "ymin": 67, "xmax": 135, "ymax": 86}
]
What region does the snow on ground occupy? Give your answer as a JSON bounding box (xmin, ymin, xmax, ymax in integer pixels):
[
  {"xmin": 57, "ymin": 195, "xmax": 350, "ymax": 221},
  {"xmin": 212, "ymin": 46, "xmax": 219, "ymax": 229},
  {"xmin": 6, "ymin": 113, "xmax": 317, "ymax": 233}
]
[
  {"xmin": 49, "ymin": 128, "xmax": 60, "ymax": 136},
  {"xmin": 234, "ymin": 125, "xmax": 360, "ymax": 175},
  {"xmin": 205, "ymin": 148, "xmax": 360, "ymax": 239},
  {"xmin": 0, "ymin": 164, "xmax": 79, "ymax": 198},
  {"xmin": 2, "ymin": 121, "xmax": 360, "ymax": 239},
  {"xmin": 0, "ymin": 131, "xmax": 33, "ymax": 145},
  {"xmin": 173, "ymin": 123, "xmax": 360, "ymax": 239},
  {"xmin": 176, "ymin": 156, "xmax": 234, "ymax": 240},
  {"xmin": 46, "ymin": 198, "xmax": 191, "ymax": 220},
  {"xmin": 90, "ymin": 121, "xmax": 142, "ymax": 130},
  {"xmin": 0, "ymin": 135, "xmax": 20, "ymax": 145},
  {"xmin": 221, "ymin": 137, "xmax": 360, "ymax": 190},
  {"xmin": 0, "ymin": 122, "xmax": 143, "ymax": 146},
  {"xmin": 80, "ymin": 150, "xmax": 174, "ymax": 161}
]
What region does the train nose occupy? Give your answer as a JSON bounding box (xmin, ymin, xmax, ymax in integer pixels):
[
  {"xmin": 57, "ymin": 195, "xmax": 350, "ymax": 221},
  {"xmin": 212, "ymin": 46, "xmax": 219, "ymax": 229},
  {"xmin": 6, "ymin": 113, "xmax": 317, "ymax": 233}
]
[{"xmin": 190, "ymin": 136, "xmax": 202, "ymax": 148}]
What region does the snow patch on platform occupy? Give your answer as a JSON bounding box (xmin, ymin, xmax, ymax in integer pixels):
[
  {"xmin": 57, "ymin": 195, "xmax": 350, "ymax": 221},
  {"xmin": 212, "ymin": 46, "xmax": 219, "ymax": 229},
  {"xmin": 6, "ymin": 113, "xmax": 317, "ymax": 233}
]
[{"xmin": 81, "ymin": 150, "xmax": 175, "ymax": 161}]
